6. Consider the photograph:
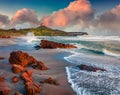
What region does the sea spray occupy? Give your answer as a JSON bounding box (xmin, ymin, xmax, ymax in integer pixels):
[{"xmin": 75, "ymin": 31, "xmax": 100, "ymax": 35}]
[{"xmin": 25, "ymin": 32, "xmax": 37, "ymax": 43}]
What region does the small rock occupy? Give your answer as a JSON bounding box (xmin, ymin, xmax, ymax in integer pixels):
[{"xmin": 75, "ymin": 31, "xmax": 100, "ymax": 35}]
[
  {"xmin": 41, "ymin": 77, "xmax": 59, "ymax": 86},
  {"xmin": 77, "ymin": 64, "xmax": 107, "ymax": 72},
  {"xmin": 12, "ymin": 76, "xmax": 19, "ymax": 83},
  {"xmin": 12, "ymin": 64, "xmax": 24, "ymax": 74},
  {"xmin": 0, "ymin": 76, "xmax": 4, "ymax": 82},
  {"xmin": 31, "ymin": 61, "xmax": 48, "ymax": 70}
]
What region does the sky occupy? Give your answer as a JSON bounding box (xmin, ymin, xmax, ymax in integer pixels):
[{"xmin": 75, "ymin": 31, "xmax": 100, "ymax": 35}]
[{"xmin": 0, "ymin": 0, "xmax": 120, "ymax": 35}]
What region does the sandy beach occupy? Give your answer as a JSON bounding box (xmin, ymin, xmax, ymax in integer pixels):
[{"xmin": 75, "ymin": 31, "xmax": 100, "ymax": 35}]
[{"xmin": 0, "ymin": 48, "xmax": 75, "ymax": 95}]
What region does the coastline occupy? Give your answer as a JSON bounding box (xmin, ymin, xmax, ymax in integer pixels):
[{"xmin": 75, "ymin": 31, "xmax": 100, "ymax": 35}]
[{"xmin": 0, "ymin": 48, "xmax": 75, "ymax": 95}]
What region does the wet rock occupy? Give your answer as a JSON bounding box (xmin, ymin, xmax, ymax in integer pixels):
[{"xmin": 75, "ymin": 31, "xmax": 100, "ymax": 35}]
[
  {"xmin": 9, "ymin": 51, "xmax": 47, "ymax": 70},
  {"xmin": 9, "ymin": 51, "xmax": 36, "ymax": 67},
  {"xmin": 21, "ymin": 70, "xmax": 32, "ymax": 83},
  {"xmin": 12, "ymin": 76, "xmax": 19, "ymax": 83},
  {"xmin": 40, "ymin": 40, "xmax": 77, "ymax": 49},
  {"xmin": 0, "ymin": 76, "xmax": 4, "ymax": 82},
  {"xmin": 31, "ymin": 61, "xmax": 48, "ymax": 70},
  {"xmin": 21, "ymin": 70, "xmax": 42, "ymax": 95},
  {"xmin": 0, "ymin": 81, "xmax": 12, "ymax": 95},
  {"xmin": 12, "ymin": 64, "xmax": 24, "ymax": 74},
  {"xmin": 41, "ymin": 77, "xmax": 59, "ymax": 86},
  {"xmin": 0, "ymin": 36, "xmax": 11, "ymax": 38},
  {"xmin": 25, "ymin": 82, "xmax": 42, "ymax": 95},
  {"xmin": 34, "ymin": 45, "xmax": 40, "ymax": 50},
  {"xmin": 78, "ymin": 64, "xmax": 107, "ymax": 72}
]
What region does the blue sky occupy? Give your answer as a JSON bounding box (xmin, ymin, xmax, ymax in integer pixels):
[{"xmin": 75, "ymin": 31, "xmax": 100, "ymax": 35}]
[{"xmin": 0, "ymin": 0, "xmax": 120, "ymax": 18}]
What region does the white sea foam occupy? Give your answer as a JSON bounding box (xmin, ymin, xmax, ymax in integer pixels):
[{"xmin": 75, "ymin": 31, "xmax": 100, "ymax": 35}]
[
  {"xmin": 103, "ymin": 48, "xmax": 120, "ymax": 58},
  {"xmin": 61, "ymin": 36, "xmax": 120, "ymax": 41},
  {"xmin": 65, "ymin": 51, "xmax": 120, "ymax": 95}
]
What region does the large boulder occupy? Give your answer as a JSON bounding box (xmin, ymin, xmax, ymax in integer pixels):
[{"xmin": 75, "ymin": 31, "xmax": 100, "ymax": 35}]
[
  {"xmin": 78, "ymin": 64, "xmax": 107, "ymax": 72},
  {"xmin": 9, "ymin": 51, "xmax": 36, "ymax": 67},
  {"xmin": 9, "ymin": 51, "xmax": 48, "ymax": 70},
  {"xmin": 40, "ymin": 40, "xmax": 77, "ymax": 49}
]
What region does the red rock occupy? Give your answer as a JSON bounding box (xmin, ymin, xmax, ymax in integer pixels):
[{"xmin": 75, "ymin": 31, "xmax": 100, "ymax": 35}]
[
  {"xmin": 78, "ymin": 64, "xmax": 107, "ymax": 72},
  {"xmin": 9, "ymin": 51, "xmax": 47, "ymax": 71},
  {"xmin": 21, "ymin": 70, "xmax": 32, "ymax": 83},
  {"xmin": 0, "ymin": 76, "xmax": 4, "ymax": 82},
  {"xmin": 0, "ymin": 82, "xmax": 12, "ymax": 95},
  {"xmin": 31, "ymin": 61, "xmax": 48, "ymax": 70},
  {"xmin": 40, "ymin": 40, "xmax": 77, "ymax": 49},
  {"xmin": 12, "ymin": 64, "xmax": 24, "ymax": 74},
  {"xmin": 0, "ymin": 36, "xmax": 11, "ymax": 39},
  {"xmin": 25, "ymin": 82, "xmax": 42, "ymax": 95},
  {"xmin": 12, "ymin": 76, "xmax": 19, "ymax": 83},
  {"xmin": 21, "ymin": 70, "xmax": 42, "ymax": 95},
  {"xmin": 9, "ymin": 51, "xmax": 36, "ymax": 67},
  {"xmin": 41, "ymin": 77, "xmax": 59, "ymax": 86}
]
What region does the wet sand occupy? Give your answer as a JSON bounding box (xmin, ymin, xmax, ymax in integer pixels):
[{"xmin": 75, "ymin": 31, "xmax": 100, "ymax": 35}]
[{"xmin": 0, "ymin": 49, "xmax": 75, "ymax": 95}]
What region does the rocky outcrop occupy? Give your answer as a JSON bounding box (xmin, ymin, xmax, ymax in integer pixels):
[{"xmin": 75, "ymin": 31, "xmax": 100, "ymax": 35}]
[
  {"xmin": 21, "ymin": 70, "xmax": 42, "ymax": 95},
  {"xmin": 12, "ymin": 64, "xmax": 24, "ymax": 74},
  {"xmin": 0, "ymin": 36, "xmax": 11, "ymax": 38},
  {"xmin": 9, "ymin": 51, "xmax": 36, "ymax": 67},
  {"xmin": 41, "ymin": 77, "xmax": 59, "ymax": 86},
  {"xmin": 40, "ymin": 40, "xmax": 77, "ymax": 49},
  {"xmin": 78, "ymin": 64, "xmax": 107, "ymax": 72},
  {"xmin": 0, "ymin": 76, "xmax": 12, "ymax": 95},
  {"xmin": 12, "ymin": 76, "xmax": 19, "ymax": 83},
  {"xmin": 9, "ymin": 51, "xmax": 48, "ymax": 71}
]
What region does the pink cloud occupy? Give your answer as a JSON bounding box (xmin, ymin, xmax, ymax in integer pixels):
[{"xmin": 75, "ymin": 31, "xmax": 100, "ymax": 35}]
[
  {"xmin": 41, "ymin": 0, "xmax": 94, "ymax": 28},
  {"xmin": 97, "ymin": 4, "xmax": 120, "ymax": 31},
  {"xmin": 11, "ymin": 8, "xmax": 40, "ymax": 28}
]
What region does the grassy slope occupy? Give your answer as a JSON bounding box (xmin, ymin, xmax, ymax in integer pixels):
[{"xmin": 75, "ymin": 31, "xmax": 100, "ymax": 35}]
[{"xmin": 0, "ymin": 26, "xmax": 68, "ymax": 36}]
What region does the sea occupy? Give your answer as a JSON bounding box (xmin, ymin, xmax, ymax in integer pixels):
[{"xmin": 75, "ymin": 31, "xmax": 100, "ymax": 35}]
[{"xmin": 0, "ymin": 34, "xmax": 120, "ymax": 95}]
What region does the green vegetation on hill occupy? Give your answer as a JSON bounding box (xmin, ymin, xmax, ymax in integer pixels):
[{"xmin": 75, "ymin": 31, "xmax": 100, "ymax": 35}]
[{"xmin": 0, "ymin": 26, "xmax": 68, "ymax": 36}]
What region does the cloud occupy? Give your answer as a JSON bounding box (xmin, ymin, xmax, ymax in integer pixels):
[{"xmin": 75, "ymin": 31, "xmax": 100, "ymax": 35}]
[
  {"xmin": 41, "ymin": 0, "xmax": 94, "ymax": 28},
  {"xmin": 10, "ymin": 8, "xmax": 40, "ymax": 28},
  {"xmin": 96, "ymin": 5, "xmax": 120, "ymax": 32},
  {"xmin": 0, "ymin": 14, "xmax": 10, "ymax": 28}
]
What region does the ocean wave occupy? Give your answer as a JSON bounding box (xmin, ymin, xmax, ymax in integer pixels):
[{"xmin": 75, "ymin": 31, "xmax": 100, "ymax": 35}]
[
  {"xmin": 62, "ymin": 36, "xmax": 120, "ymax": 41},
  {"xmin": 103, "ymin": 49, "xmax": 120, "ymax": 58}
]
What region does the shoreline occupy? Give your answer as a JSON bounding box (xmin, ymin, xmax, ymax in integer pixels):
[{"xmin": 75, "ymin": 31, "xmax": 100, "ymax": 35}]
[{"xmin": 0, "ymin": 49, "xmax": 76, "ymax": 95}]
